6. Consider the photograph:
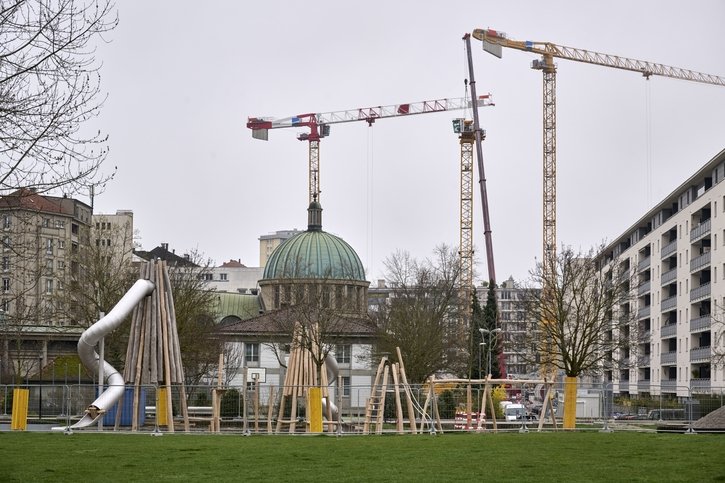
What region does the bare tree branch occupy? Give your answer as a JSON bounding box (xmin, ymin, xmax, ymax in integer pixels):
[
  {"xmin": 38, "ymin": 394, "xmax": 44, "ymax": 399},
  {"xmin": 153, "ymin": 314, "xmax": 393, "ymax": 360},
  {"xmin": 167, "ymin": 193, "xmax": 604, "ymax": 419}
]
[{"xmin": 0, "ymin": 0, "xmax": 118, "ymax": 196}]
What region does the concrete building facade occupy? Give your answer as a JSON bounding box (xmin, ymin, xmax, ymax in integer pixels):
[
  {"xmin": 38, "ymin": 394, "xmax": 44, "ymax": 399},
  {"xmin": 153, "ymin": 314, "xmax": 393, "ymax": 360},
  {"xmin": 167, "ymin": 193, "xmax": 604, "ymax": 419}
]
[
  {"xmin": 259, "ymin": 229, "xmax": 301, "ymax": 268},
  {"xmin": 599, "ymin": 148, "xmax": 725, "ymax": 398}
]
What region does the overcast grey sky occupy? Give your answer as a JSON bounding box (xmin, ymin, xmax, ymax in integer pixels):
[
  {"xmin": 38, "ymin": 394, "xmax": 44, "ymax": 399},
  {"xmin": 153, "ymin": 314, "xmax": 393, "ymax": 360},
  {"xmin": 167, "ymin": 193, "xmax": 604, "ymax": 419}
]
[{"xmin": 89, "ymin": 1, "xmax": 725, "ymax": 284}]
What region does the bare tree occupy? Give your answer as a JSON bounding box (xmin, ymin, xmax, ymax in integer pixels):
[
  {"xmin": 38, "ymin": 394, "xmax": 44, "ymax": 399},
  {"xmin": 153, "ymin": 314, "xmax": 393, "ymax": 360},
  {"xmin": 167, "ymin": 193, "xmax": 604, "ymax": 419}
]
[
  {"xmin": 372, "ymin": 245, "xmax": 464, "ymax": 383},
  {"xmin": 164, "ymin": 249, "xmax": 224, "ymax": 388},
  {"xmin": 50, "ymin": 214, "xmax": 137, "ymax": 366},
  {"xmin": 0, "ymin": 0, "xmax": 118, "ymax": 196},
  {"xmin": 519, "ymin": 245, "xmax": 634, "ymax": 428},
  {"xmin": 268, "ymin": 268, "xmax": 371, "ymax": 385}
]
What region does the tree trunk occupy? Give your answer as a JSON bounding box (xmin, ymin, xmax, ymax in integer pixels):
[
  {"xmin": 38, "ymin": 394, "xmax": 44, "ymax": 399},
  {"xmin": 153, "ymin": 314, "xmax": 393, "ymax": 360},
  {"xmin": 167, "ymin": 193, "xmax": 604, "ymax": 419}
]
[{"xmin": 563, "ymin": 376, "xmax": 577, "ymax": 429}]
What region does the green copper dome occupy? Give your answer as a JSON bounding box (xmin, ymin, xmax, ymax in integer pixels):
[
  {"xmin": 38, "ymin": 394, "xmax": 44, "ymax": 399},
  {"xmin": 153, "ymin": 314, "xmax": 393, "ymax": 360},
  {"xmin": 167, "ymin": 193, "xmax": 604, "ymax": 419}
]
[{"xmin": 262, "ymin": 201, "xmax": 366, "ymax": 281}]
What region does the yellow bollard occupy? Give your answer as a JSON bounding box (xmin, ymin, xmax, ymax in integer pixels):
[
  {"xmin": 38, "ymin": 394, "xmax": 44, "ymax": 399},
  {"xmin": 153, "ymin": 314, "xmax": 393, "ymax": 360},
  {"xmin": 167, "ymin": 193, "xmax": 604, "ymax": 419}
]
[
  {"xmin": 11, "ymin": 388, "xmax": 29, "ymax": 431},
  {"xmin": 307, "ymin": 387, "xmax": 323, "ymax": 433},
  {"xmin": 156, "ymin": 387, "xmax": 168, "ymax": 426},
  {"xmin": 563, "ymin": 376, "xmax": 577, "ymax": 429}
]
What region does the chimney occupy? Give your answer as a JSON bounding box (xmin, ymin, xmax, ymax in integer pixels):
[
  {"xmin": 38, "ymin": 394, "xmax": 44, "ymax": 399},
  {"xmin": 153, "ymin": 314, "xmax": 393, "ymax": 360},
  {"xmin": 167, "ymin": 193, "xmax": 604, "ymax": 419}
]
[{"xmin": 161, "ymin": 242, "xmax": 168, "ymax": 251}]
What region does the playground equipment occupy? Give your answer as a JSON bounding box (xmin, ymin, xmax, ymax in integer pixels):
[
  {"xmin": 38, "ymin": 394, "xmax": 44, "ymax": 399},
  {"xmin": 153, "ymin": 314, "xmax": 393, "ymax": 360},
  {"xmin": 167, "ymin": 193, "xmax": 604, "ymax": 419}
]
[
  {"xmin": 54, "ymin": 279, "xmax": 154, "ymax": 430},
  {"xmin": 54, "ymin": 260, "xmax": 189, "ymax": 432},
  {"xmin": 275, "ymin": 324, "xmax": 341, "ymax": 433}
]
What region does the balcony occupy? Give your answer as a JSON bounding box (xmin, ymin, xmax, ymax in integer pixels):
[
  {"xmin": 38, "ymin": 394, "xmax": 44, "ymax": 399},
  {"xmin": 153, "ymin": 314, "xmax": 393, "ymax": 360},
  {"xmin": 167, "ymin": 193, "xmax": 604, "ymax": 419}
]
[
  {"xmin": 638, "ymin": 355, "xmax": 651, "ymax": 367},
  {"xmin": 660, "ymin": 351, "xmax": 677, "ymax": 364},
  {"xmin": 637, "ymin": 256, "xmax": 651, "ymax": 272},
  {"xmin": 661, "ymin": 379, "xmax": 677, "ymax": 392},
  {"xmin": 661, "ymin": 296, "xmax": 677, "ymax": 311},
  {"xmin": 690, "ymin": 315, "xmax": 711, "ymax": 332},
  {"xmin": 691, "ymin": 378, "xmax": 711, "ymax": 392},
  {"xmin": 661, "ymin": 268, "xmax": 677, "ymax": 285},
  {"xmin": 637, "ymin": 280, "xmax": 651, "ymax": 295},
  {"xmin": 637, "ymin": 306, "xmax": 651, "ymax": 319},
  {"xmin": 638, "ymin": 330, "xmax": 651, "ymax": 342},
  {"xmin": 690, "ymin": 346, "xmax": 711, "ymax": 362},
  {"xmin": 690, "ymin": 282, "xmax": 711, "ymax": 302},
  {"xmin": 637, "ymin": 379, "xmax": 651, "ymax": 392},
  {"xmin": 690, "ymin": 218, "xmax": 711, "ymax": 242},
  {"xmin": 661, "ymin": 240, "xmax": 677, "ymax": 258},
  {"xmin": 661, "ymin": 323, "xmax": 677, "ymax": 338},
  {"xmin": 690, "ymin": 251, "xmax": 711, "ymax": 273}
]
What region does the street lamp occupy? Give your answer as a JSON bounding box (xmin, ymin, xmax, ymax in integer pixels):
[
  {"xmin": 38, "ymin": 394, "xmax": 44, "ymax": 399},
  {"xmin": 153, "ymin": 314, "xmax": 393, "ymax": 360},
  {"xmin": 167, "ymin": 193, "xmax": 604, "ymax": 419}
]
[
  {"xmin": 38, "ymin": 355, "xmax": 43, "ymax": 422},
  {"xmin": 479, "ymin": 328, "xmax": 502, "ymax": 378},
  {"xmin": 478, "ymin": 342, "xmax": 485, "ymax": 380}
]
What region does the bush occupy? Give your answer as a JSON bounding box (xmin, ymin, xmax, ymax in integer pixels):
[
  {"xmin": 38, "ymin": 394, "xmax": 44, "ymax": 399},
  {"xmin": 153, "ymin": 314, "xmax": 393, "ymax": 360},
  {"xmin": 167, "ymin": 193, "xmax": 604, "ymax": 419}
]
[
  {"xmin": 438, "ymin": 390, "xmax": 456, "ymax": 419},
  {"xmin": 220, "ymin": 389, "xmax": 241, "ymax": 418}
]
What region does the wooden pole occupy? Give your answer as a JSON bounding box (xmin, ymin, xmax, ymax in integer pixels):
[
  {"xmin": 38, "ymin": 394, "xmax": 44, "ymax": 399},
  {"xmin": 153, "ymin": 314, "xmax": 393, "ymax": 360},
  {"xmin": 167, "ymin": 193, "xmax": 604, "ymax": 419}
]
[
  {"xmin": 267, "ymin": 386, "xmax": 275, "ymax": 434},
  {"xmin": 391, "ymin": 363, "xmax": 404, "ymax": 434},
  {"xmin": 395, "ymin": 347, "xmax": 417, "ymax": 434},
  {"xmin": 466, "ymin": 384, "xmax": 473, "ymax": 430}
]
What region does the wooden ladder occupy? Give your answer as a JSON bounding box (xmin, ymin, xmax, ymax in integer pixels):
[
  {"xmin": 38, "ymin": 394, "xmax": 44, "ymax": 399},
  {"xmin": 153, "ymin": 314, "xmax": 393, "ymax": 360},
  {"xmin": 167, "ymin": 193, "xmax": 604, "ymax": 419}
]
[{"xmin": 363, "ymin": 357, "xmax": 389, "ymax": 434}]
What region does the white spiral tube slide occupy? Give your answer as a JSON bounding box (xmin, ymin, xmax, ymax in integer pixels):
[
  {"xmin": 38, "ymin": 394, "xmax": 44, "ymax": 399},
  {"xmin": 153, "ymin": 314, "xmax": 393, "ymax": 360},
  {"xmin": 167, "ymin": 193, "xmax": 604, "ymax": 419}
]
[
  {"xmin": 68, "ymin": 279, "xmax": 155, "ymax": 429},
  {"xmin": 322, "ymin": 353, "xmax": 340, "ymax": 420}
]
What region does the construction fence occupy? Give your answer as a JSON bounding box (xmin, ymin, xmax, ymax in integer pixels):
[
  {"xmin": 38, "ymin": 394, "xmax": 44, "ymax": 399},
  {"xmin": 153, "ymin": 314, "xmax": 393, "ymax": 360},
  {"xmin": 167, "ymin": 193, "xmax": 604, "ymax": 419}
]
[{"xmin": 1, "ymin": 381, "xmax": 724, "ymax": 434}]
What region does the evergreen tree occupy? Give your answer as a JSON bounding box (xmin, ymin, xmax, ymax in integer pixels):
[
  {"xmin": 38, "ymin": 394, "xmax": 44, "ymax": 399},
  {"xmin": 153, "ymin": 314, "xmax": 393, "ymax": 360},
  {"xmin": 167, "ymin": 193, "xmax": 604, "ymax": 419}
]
[
  {"xmin": 482, "ymin": 281, "xmax": 501, "ymax": 379},
  {"xmin": 469, "ymin": 289, "xmax": 485, "ymax": 379}
]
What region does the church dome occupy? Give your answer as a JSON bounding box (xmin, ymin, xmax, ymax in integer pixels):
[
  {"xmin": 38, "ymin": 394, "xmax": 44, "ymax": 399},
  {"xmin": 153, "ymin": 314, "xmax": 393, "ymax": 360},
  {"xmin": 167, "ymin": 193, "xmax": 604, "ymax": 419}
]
[{"xmin": 262, "ymin": 201, "xmax": 366, "ymax": 282}]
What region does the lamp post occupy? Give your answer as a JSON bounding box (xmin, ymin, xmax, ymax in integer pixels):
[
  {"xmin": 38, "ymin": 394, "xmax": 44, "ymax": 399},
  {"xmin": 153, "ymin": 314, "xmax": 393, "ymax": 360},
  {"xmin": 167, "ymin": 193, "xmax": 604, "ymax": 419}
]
[
  {"xmin": 479, "ymin": 328, "xmax": 502, "ymax": 378},
  {"xmin": 38, "ymin": 355, "xmax": 43, "ymax": 422},
  {"xmin": 478, "ymin": 342, "xmax": 485, "ymax": 380}
]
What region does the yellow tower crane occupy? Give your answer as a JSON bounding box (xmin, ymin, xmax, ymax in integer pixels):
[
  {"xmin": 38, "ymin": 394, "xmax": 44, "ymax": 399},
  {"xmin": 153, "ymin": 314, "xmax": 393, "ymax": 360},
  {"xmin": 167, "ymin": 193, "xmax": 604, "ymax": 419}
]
[
  {"xmin": 472, "ymin": 27, "xmax": 725, "ymax": 277},
  {"xmin": 472, "ymin": 27, "xmax": 725, "ymax": 427}
]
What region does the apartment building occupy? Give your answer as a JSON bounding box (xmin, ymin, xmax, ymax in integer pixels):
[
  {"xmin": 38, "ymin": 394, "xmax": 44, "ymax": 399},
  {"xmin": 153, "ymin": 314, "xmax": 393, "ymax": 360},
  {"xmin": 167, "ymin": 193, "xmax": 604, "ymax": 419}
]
[
  {"xmin": 599, "ymin": 148, "xmax": 725, "ymax": 398},
  {"xmin": 489, "ymin": 277, "xmax": 540, "ymax": 379},
  {"xmin": 0, "ymin": 189, "xmax": 93, "ymax": 379},
  {"xmin": 259, "ymin": 229, "xmax": 301, "ymax": 268},
  {"xmin": 92, "ymin": 210, "xmax": 135, "ymax": 265}
]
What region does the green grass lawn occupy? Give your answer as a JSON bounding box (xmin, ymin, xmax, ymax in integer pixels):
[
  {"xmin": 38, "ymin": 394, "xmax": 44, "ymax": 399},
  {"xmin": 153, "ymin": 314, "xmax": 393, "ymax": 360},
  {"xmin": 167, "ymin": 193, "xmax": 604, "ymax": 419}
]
[{"xmin": 1, "ymin": 431, "xmax": 724, "ymax": 482}]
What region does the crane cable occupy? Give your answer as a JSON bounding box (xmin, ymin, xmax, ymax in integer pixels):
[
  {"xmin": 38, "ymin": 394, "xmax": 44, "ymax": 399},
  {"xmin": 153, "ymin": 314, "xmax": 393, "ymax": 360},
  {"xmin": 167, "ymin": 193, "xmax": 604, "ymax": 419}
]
[
  {"xmin": 366, "ymin": 123, "xmax": 375, "ymax": 277},
  {"xmin": 645, "ymin": 80, "xmax": 653, "ymax": 208}
]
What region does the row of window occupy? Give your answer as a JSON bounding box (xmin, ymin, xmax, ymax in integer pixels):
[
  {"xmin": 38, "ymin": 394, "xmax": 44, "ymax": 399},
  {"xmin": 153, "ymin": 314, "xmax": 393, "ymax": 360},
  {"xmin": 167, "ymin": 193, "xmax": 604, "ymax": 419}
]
[
  {"xmin": 2, "ymin": 277, "xmax": 60, "ymax": 294},
  {"xmin": 244, "ymin": 343, "xmax": 352, "ymax": 364},
  {"xmin": 42, "ymin": 218, "xmax": 65, "ymax": 229}
]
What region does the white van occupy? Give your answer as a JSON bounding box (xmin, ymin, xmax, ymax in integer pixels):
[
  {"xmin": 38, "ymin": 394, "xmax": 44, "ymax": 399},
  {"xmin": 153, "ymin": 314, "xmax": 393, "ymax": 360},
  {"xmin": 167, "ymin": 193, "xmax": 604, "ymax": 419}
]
[{"xmin": 504, "ymin": 403, "xmax": 526, "ymax": 421}]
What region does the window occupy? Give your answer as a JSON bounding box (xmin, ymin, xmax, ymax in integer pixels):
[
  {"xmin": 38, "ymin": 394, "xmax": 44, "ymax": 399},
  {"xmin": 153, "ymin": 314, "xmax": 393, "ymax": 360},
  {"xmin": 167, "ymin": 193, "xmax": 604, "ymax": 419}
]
[
  {"xmin": 45, "ymin": 279, "xmax": 53, "ymax": 294},
  {"xmin": 55, "ymin": 220, "xmax": 64, "ymax": 229},
  {"xmin": 58, "ymin": 240, "xmax": 65, "ymax": 249},
  {"xmin": 45, "ymin": 238, "xmax": 53, "ymax": 255},
  {"xmin": 335, "ymin": 344, "xmax": 351, "ymax": 364},
  {"xmin": 0, "ymin": 299, "xmax": 8, "ymax": 312},
  {"xmin": 42, "ymin": 218, "xmax": 50, "ymax": 228},
  {"xmin": 200, "ymin": 273, "xmax": 213, "ymax": 281},
  {"xmin": 2, "ymin": 215, "xmax": 11, "ymax": 229},
  {"xmin": 220, "ymin": 273, "xmax": 227, "ymax": 281},
  {"xmin": 2, "ymin": 278, "xmax": 10, "ymax": 292},
  {"xmin": 2, "ymin": 236, "xmax": 9, "ymax": 250},
  {"xmin": 1, "ymin": 256, "xmax": 8, "ymax": 271},
  {"xmin": 57, "ymin": 260, "xmax": 65, "ymax": 270},
  {"xmin": 245, "ymin": 343, "xmax": 260, "ymax": 363},
  {"xmin": 341, "ymin": 376, "xmax": 351, "ymax": 397}
]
